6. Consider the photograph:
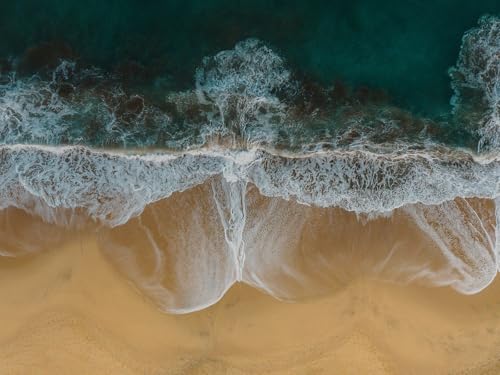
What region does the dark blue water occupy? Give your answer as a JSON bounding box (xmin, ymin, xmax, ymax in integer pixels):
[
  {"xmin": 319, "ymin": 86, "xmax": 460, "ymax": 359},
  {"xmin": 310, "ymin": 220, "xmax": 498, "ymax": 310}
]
[
  {"xmin": 1, "ymin": 0, "xmax": 498, "ymax": 114},
  {"xmin": 0, "ymin": 1, "xmax": 498, "ymax": 152}
]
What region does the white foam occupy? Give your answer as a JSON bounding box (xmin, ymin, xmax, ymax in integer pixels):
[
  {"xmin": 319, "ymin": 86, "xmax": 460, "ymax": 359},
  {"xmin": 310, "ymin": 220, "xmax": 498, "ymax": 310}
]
[
  {"xmin": 195, "ymin": 38, "xmax": 297, "ymax": 146},
  {"xmin": 0, "ymin": 72, "xmax": 77, "ymax": 144},
  {"xmin": 0, "ymin": 145, "xmax": 498, "ymax": 227},
  {"xmin": 0, "ymin": 63, "xmax": 172, "ymax": 147},
  {"xmin": 0, "ymin": 145, "xmax": 225, "ymax": 226},
  {"xmin": 248, "ymin": 149, "xmax": 500, "ymax": 214},
  {"xmin": 450, "ymin": 15, "xmax": 500, "ymax": 152}
]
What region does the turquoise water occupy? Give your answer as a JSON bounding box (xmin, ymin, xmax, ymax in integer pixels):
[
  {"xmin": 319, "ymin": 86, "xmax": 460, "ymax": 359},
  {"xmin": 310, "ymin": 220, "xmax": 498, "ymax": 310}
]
[{"xmin": 0, "ymin": 0, "xmax": 498, "ymax": 115}]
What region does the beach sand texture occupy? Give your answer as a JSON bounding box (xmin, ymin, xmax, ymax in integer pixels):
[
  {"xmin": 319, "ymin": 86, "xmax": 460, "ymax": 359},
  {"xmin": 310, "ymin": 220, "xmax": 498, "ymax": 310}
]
[{"xmin": 0, "ymin": 200, "xmax": 499, "ymax": 374}]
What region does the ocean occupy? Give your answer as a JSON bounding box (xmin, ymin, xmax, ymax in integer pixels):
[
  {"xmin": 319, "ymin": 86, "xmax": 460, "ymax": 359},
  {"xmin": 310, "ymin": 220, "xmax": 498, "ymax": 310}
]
[{"xmin": 0, "ymin": 0, "xmax": 498, "ymax": 313}]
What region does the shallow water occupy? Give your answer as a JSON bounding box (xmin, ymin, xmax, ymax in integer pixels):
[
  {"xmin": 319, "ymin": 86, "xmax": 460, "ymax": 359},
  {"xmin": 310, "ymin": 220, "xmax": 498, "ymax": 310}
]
[{"xmin": 0, "ymin": 184, "xmax": 497, "ymax": 313}]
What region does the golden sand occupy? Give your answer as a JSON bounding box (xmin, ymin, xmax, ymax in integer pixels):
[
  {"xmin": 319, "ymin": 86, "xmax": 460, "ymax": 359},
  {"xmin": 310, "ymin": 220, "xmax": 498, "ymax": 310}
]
[{"xmin": 1, "ymin": 231, "xmax": 500, "ymax": 375}]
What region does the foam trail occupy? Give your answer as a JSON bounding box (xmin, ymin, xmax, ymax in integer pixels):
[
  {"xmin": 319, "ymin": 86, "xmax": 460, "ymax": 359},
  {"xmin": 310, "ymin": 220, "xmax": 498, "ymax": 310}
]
[
  {"xmin": 211, "ymin": 178, "xmax": 247, "ymax": 280},
  {"xmin": 241, "ymin": 193, "xmax": 493, "ymax": 301},
  {"xmin": 404, "ymin": 199, "xmax": 497, "ymax": 294},
  {"xmin": 242, "ymin": 191, "xmax": 318, "ymax": 299}
]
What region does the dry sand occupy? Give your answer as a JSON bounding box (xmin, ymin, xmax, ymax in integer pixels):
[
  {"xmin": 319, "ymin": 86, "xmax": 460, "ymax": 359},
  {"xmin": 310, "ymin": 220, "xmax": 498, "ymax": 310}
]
[{"xmin": 0, "ymin": 232, "xmax": 500, "ymax": 374}]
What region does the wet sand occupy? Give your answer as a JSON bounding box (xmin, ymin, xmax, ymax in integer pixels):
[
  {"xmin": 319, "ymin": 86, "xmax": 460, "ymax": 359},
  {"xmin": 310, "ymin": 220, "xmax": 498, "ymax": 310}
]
[{"xmin": 1, "ymin": 232, "xmax": 500, "ymax": 374}]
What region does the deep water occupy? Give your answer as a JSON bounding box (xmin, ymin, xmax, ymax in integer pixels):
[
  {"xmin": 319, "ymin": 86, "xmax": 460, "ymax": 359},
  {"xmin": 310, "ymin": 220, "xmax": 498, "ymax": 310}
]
[{"xmin": 1, "ymin": 0, "xmax": 498, "ymax": 115}]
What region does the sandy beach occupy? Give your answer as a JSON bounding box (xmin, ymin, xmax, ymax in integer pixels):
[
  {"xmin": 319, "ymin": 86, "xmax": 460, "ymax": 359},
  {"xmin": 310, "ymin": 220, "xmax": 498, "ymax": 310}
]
[
  {"xmin": 0, "ymin": 2, "xmax": 498, "ymax": 374},
  {"xmin": 0, "ymin": 228, "xmax": 499, "ymax": 375}
]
